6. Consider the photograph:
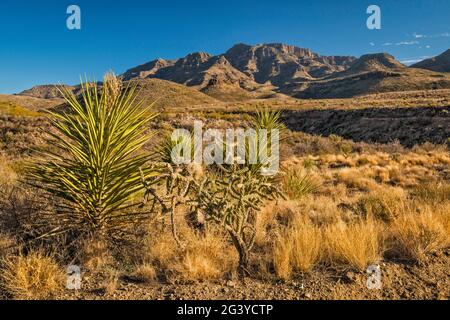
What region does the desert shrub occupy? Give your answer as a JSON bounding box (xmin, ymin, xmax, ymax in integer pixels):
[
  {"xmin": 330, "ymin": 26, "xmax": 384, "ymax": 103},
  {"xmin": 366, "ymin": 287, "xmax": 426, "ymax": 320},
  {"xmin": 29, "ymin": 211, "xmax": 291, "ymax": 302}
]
[
  {"xmin": 0, "ymin": 252, "xmax": 63, "ymax": 299},
  {"xmin": 189, "ymin": 164, "xmax": 283, "ymax": 276},
  {"xmin": 335, "ymin": 169, "xmax": 378, "ymax": 192},
  {"xmin": 0, "ymin": 186, "xmax": 53, "ymax": 242},
  {"xmin": 412, "ymin": 182, "xmax": 450, "ymax": 205},
  {"xmin": 26, "ymin": 73, "xmax": 157, "ymax": 232},
  {"xmin": 388, "ymin": 212, "xmax": 449, "ymax": 262},
  {"xmin": 302, "ymin": 158, "xmax": 316, "ymax": 170},
  {"xmin": 324, "ymin": 219, "xmax": 383, "ymax": 271}
]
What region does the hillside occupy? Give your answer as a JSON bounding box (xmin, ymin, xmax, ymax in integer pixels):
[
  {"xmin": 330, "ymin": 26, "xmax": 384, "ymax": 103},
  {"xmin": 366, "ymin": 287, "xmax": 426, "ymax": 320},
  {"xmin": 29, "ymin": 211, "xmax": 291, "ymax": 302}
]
[
  {"xmin": 129, "ymin": 78, "xmax": 222, "ymax": 110},
  {"xmin": 0, "ymin": 94, "xmax": 62, "ymax": 112},
  {"xmin": 18, "ymin": 85, "xmax": 78, "ymax": 99},
  {"xmin": 282, "ymin": 53, "xmax": 450, "ymax": 98},
  {"xmin": 412, "ymin": 49, "xmax": 450, "ymax": 73}
]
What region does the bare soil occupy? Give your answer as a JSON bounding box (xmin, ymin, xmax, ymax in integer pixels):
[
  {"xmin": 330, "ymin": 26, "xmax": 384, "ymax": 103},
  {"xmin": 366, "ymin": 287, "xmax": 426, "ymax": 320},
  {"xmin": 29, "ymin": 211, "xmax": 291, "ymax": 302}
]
[{"xmin": 56, "ymin": 250, "xmax": 450, "ymax": 300}]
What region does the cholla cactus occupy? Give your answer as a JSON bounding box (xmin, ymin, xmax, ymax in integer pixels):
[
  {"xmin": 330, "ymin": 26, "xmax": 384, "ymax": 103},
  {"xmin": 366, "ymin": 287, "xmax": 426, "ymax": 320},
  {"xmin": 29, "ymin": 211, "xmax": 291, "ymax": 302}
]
[
  {"xmin": 190, "ymin": 164, "xmax": 283, "ymax": 275},
  {"xmin": 141, "ymin": 162, "xmax": 200, "ymax": 249},
  {"xmin": 141, "ymin": 109, "xmax": 285, "ymax": 275}
]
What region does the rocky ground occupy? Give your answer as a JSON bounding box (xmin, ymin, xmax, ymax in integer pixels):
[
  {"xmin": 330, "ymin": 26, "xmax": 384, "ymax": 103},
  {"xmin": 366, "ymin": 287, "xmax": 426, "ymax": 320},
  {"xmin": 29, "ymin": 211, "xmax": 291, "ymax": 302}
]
[{"xmin": 56, "ymin": 250, "xmax": 450, "ymax": 300}]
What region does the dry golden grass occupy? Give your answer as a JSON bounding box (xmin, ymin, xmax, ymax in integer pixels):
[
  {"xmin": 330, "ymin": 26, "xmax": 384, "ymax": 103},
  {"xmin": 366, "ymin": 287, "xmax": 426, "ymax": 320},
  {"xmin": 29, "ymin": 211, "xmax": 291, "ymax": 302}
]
[
  {"xmin": 273, "ymin": 235, "xmax": 292, "ymax": 280},
  {"xmin": 0, "ymin": 234, "xmax": 15, "ymax": 260},
  {"xmin": 257, "ymin": 200, "xmax": 298, "ymax": 238},
  {"xmin": 79, "ymin": 239, "xmax": 113, "ymax": 272},
  {"xmin": 145, "ymin": 223, "xmax": 237, "ymax": 281},
  {"xmin": 134, "ymin": 264, "xmax": 157, "ymax": 283},
  {"xmin": 356, "ymin": 186, "xmax": 407, "ymax": 222},
  {"xmin": 273, "ymin": 219, "xmax": 322, "ymax": 278},
  {"xmin": 264, "ymin": 147, "xmax": 449, "ymax": 278},
  {"xmin": 290, "ymin": 221, "xmax": 322, "ymax": 273},
  {"xmin": 101, "ymin": 268, "xmax": 120, "ymax": 296},
  {"xmin": 412, "ymin": 182, "xmax": 450, "ymax": 205},
  {"xmin": 1, "ymin": 129, "xmax": 448, "ymax": 288},
  {"xmin": 0, "ymin": 252, "xmax": 63, "ymax": 299},
  {"xmin": 389, "ymin": 210, "xmax": 449, "ymax": 262},
  {"xmin": 0, "ymin": 155, "xmax": 17, "ymax": 186},
  {"xmin": 324, "ymin": 219, "xmax": 383, "ymax": 271}
]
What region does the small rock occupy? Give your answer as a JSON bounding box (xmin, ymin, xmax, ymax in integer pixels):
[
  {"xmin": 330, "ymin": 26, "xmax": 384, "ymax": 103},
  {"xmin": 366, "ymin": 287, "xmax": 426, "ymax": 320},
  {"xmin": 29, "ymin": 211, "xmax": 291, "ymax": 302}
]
[{"xmin": 344, "ymin": 271, "xmax": 357, "ymax": 283}]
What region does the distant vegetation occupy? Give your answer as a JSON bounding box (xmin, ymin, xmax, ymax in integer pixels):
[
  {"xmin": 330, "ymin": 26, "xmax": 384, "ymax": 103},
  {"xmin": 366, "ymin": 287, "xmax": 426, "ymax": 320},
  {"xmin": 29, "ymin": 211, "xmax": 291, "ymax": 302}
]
[{"xmin": 0, "ymin": 101, "xmax": 40, "ymax": 117}]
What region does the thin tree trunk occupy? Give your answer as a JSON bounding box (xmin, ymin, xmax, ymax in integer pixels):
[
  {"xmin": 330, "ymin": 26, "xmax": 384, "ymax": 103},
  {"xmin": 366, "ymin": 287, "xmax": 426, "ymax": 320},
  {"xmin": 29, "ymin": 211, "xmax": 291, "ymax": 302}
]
[{"xmin": 229, "ymin": 231, "xmax": 249, "ymax": 277}]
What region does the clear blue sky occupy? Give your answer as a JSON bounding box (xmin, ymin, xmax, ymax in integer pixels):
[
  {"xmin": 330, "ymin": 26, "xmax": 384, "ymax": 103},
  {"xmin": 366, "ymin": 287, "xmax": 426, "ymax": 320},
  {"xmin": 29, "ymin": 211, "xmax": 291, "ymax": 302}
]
[{"xmin": 1, "ymin": 0, "xmax": 449, "ymax": 93}]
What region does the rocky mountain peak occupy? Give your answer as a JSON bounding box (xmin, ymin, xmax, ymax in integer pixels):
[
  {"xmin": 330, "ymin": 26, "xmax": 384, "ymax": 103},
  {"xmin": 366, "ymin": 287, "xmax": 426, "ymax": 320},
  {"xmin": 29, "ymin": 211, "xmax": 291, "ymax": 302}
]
[{"xmin": 181, "ymin": 52, "xmax": 212, "ymax": 66}]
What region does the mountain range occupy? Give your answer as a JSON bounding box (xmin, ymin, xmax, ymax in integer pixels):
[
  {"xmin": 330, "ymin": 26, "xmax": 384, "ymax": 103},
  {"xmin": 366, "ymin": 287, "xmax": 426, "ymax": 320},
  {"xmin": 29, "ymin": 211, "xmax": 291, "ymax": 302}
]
[{"xmin": 17, "ymin": 43, "xmax": 450, "ymax": 102}]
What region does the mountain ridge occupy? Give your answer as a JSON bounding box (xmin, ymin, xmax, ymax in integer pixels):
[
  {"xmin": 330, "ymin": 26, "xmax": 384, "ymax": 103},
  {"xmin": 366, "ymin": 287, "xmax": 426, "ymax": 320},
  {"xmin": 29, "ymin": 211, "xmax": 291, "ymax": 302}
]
[{"xmin": 16, "ymin": 44, "xmax": 450, "ymax": 101}]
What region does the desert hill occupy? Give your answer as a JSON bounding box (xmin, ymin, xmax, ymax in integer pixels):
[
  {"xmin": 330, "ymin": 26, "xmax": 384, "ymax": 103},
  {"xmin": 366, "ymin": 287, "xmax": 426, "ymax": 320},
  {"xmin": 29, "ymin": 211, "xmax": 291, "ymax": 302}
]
[
  {"xmin": 128, "ymin": 78, "xmax": 222, "ymax": 110},
  {"xmin": 0, "ymin": 94, "xmax": 62, "ymax": 113},
  {"xmin": 282, "ymin": 53, "xmax": 450, "ymax": 98},
  {"xmin": 18, "ymin": 85, "xmax": 79, "ymax": 99},
  {"xmin": 46, "ymin": 78, "xmax": 223, "ymax": 113},
  {"xmin": 412, "ymin": 49, "xmax": 450, "ymax": 73}
]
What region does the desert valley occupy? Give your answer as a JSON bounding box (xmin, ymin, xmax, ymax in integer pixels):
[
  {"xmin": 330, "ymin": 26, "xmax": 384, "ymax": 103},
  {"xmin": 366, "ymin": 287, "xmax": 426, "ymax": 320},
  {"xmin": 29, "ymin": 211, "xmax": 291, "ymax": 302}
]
[{"xmin": 0, "ymin": 42, "xmax": 449, "ymax": 300}]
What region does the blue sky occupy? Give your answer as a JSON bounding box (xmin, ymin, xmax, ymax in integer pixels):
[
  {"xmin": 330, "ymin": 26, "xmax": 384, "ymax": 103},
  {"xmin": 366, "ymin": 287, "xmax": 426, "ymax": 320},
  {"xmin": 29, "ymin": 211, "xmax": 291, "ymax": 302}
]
[{"xmin": 0, "ymin": 0, "xmax": 449, "ymax": 93}]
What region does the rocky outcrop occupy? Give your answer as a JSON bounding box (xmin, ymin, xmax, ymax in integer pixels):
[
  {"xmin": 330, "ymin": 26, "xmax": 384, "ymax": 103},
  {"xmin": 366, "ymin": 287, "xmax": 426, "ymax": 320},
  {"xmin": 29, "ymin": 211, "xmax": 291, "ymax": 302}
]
[{"xmin": 283, "ymin": 106, "xmax": 450, "ymax": 146}]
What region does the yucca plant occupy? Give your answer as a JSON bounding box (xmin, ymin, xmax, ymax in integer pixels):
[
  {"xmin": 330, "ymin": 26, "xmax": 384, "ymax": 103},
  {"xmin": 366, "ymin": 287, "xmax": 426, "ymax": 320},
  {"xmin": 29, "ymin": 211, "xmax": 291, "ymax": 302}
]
[
  {"xmin": 283, "ymin": 168, "xmax": 321, "ymax": 199},
  {"xmin": 27, "ymin": 73, "xmax": 157, "ymax": 233},
  {"xmin": 251, "ymin": 109, "xmax": 285, "ymax": 134},
  {"xmin": 246, "ymin": 109, "xmax": 286, "ymax": 175}
]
